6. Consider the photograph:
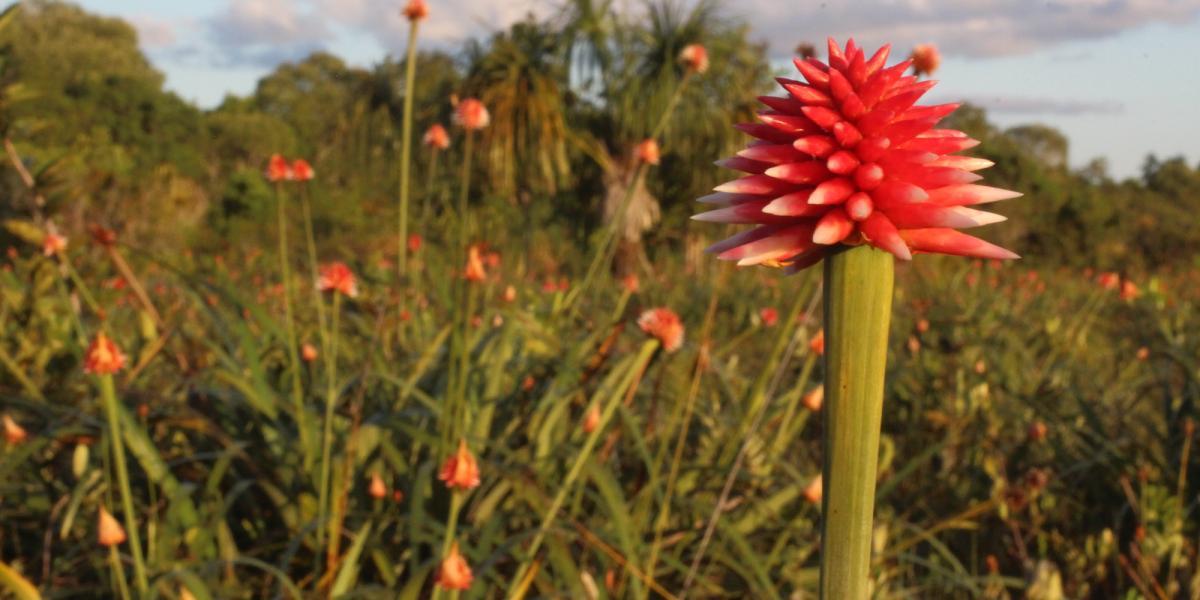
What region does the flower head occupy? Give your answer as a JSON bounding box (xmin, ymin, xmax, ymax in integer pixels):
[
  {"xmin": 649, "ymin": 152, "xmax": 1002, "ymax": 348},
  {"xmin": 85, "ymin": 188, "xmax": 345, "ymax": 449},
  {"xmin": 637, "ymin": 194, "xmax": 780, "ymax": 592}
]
[
  {"xmin": 582, "ymin": 405, "xmax": 601, "ymax": 434},
  {"xmin": 464, "ymin": 245, "xmax": 487, "ymax": 282},
  {"xmin": 638, "ymin": 308, "xmax": 684, "ymax": 353},
  {"xmin": 98, "ymin": 506, "xmax": 127, "ymax": 546},
  {"xmin": 402, "ymin": 0, "xmax": 429, "ymax": 21},
  {"xmin": 759, "ymin": 306, "xmax": 778, "ymax": 327},
  {"xmin": 408, "ymin": 233, "xmax": 423, "ymax": 253},
  {"xmin": 292, "ymin": 159, "xmax": 315, "ymax": 182},
  {"xmin": 635, "ymin": 139, "xmax": 661, "ymax": 166},
  {"xmin": 301, "ymin": 343, "xmax": 319, "ymax": 362},
  {"xmin": 808, "ymin": 329, "xmax": 825, "ymax": 355},
  {"xmin": 317, "ymin": 262, "xmax": 359, "ymax": 298},
  {"xmin": 438, "ymin": 438, "xmax": 481, "ymax": 490},
  {"xmin": 89, "ymin": 225, "xmax": 118, "ymax": 248},
  {"xmin": 43, "ymin": 231, "xmax": 68, "ymax": 257},
  {"xmin": 435, "ymin": 541, "xmax": 473, "ymax": 590},
  {"xmin": 424, "ymin": 124, "xmax": 450, "ymax": 150},
  {"xmin": 802, "ymin": 386, "xmax": 824, "ymax": 411},
  {"xmin": 621, "ymin": 274, "xmax": 640, "ymax": 293},
  {"xmin": 909, "ymin": 43, "xmax": 941, "ymax": 77},
  {"xmin": 266, "ymin": 154, "xmax": 293, "ymax": 182},
  {"xmin": 3, "ymin": 414, "xmax": 28, "ymax": 445},
  {"xmin": 678, "ymin": 43, "xmax": 709, "ymax": 74},
  {"xmin": 368, "ymin": 472, "xmax": 388, "ymax": 499},
  {"xmin": 695, "ymin": 38, "xmax": 1019, "ymax": 271},
  {"xmin": 803, "ymin": 474, "xmax": 823, "ymax": 504},
  {"xmin": 84, "ymin": 333, "xmax": 126, "ymax": 375},
  {"xmin": 454, "ymin": 98, "xmax": 490, "ymax": 131}
]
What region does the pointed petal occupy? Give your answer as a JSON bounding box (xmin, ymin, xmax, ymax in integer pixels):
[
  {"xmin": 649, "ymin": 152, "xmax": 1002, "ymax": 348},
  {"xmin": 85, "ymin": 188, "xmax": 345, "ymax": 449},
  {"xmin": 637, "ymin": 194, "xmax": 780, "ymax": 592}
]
[
  {"xmin": 783, "ymin": 247, "xmax": 829, "ymax": 274},
  {"xmin": 759, "ymin": 111, "xmax": 820, "ymax": 135},
  {"xmin": 692, "ymin": 201, "xmax": 795, "ymax": 224},
  {"xmin": 862, "ymin": 44, "xmax": 891, "ymax": 79},
  {"xmin": 704, "ymin": 225, "xmax": 781, "ymax": 255},
  {"xmin": 763, "ymin": 190, "xmax": 827, "ymax": 216},
  {"xmin": 886, "ymin": 164, "xmax": 982, "ymax": 188},
  {"xmin": 872, "ymin": 180, "xmax": 929, "ymax": 206},
  {"xmin": 758, "ymin": 95, "xmax": 807, "ymax": 114},
  {"xmin": 793, "ymin": 135, "xmax": 837, "ymax": 157},
  {"xmin": 800, "ymin": 106, "xmax": 841, "ymax": 130},
  {"xmin": 860, "ymin": 213, "xmax": 911, "ymax": 260},
  {"xmin": 928, "ymin": 156, "xmax": 994, "ymax": 171},
  {"xmin": 827, "ymin": 37, "xmax": 848, "ymax": 71},
  {"xmin": 714, "ymin": 175, "xmax": 797, "ymax": 195},
  {"xmin": 734, "ymin": 123, "xmax": 796, "ymax": 144},
  {"xmin": 697, "ymin": 192, "xmax": 765, "ymax": 205},
  {"xmin": 715, "ymin": 156, "xmax": 770, "ymax": 174},
  {"xmin": 764, "ymin": 161, "xmax": 831, "ymax": 185},
  {"xmin": 926, "ymin": 184, "xmax": 1023, "ymax": 206},
  {"xmin": 718, "ymin": 223, "xmax": 818, "ymax": 265},
  {"xmin": 808, "ymin": 177, "xmax": 856, "ymax": 205},
  {"xmin": 899, "ymin": 228, "xmax": 1020, "ymax": 259},
  {"xmin": 813, "ymin": 208, "xmax": 854, "ymax": 244},
  {"xmin": 884, "ymin": 204, "xmax": 1007, "ymax": 229},
  {"xmin": 795, "ymin": 58, "xmax": 830, "ymax": 89},
  {"xmin": 738, "ymin": 143, "xmax": 805, "ymax": 164},
  {"xmin": 781, "ymin": 81, "xmax": 833, "ymax": 107}
]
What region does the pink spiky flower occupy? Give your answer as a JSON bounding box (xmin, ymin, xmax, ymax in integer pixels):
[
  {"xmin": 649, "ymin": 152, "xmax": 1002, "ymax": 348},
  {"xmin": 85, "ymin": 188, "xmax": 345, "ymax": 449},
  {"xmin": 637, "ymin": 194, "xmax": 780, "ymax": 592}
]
[
  {"xmin": 454, "ymin": 98, "xmax": 490, "ymax": 131},
  {"xmin": 678, "ymin": 43, "xmax": 709, "ymax": 74},
  {"xmin": 402, "ymin": 0, "xmax": 428, "ymax": 21},
  {"xmin": 266, "ymin": 154, "xmax": 293, "ymax": 182},
  {"xmin": 638, "ymin": 308, "xmax": 684, "ymax": 353},
  {"xmin": 635, "ymin": 139, "xmax": 661, "ymax": 165},
  {"xmin": 292, "ymin": 159, "xmax": 315, "ymax": 181},
  {"xmin": 694, "ymin": 38, "xmax": 1020, "ymax": 271},
  {"xmin": 910, "ymin": 43, "xmax": 941, "ymax": 77}
]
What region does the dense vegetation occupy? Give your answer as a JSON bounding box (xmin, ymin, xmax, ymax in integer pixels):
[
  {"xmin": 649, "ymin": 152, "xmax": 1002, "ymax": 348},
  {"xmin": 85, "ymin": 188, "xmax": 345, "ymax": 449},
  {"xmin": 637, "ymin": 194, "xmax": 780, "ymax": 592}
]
[{"xmin": 1, "ymin": 1, "xmax": 1198, "ymax": 598}]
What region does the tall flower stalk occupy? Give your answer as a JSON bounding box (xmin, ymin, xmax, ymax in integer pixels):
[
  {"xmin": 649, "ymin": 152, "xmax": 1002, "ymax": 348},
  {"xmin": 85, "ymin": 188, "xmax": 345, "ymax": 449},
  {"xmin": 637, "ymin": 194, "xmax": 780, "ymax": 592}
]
[
  {"xmin": 396, "ymin": 0, "xmax": 426, "ymax": 342},
  {"xmin": 86, "ymin": 334, "xmax": 148, "ymax": 595},
  {"xmin": 314, "ymin": 263, "xmax": 355, "ymax": 563},
  {"xmin": 693, "ymin": 38, "xmax": 1020, "ymax": 599},
  {"xmin": 268, "ymin": 156, "xmax": 308, "ymax": 457}
]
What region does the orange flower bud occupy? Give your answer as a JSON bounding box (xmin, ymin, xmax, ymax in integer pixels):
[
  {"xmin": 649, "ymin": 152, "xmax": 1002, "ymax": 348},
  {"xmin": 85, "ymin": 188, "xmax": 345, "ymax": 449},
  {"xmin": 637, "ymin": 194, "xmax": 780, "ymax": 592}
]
[
  {"xmin": 368, "ymin": 472, "xmax": 388, "ymax": 499},
  {"xmin": 803, "ymin": 474, "xmax": 823, "ymax": 504},
  {"xmin": 582, "ymin": 406, "xmax": 601, "ymax": 434},
  {"xmin": 634, "ymin": 139, "xmax": 660, "ymax": 165},
  {"xmin": 3, "ymin": 414, "xmax": 28, "ymax": 445},
  {"xmin": 84, "ymin": 332, "xmax": 127, "ymax": 375},
  {"xmin": 802, "ymin": 386, "xmax": 823, "ymax": 412},
  {"xmin": 454, "ymin": 98, "xmax": 489, "ymax": 131},
  {"xmin": 317, "ymin": 262, "xmax": 359, "ymax": 298},
  {"xmin": 402, "ymin": 0, "xmax": 428, "ymax": 21},
  {"xmin": 678, "ymin": 43, "xmax": 709, "ymax": 73},
  {"xmin": 97, "ymin": 506, "xmax": 127, "ymax": 547},
  {"xmin": 435, "ymin": 541, "xmax": 473, "ymax": 590},
  {"xmin": 291, "ymin": 159, "xmax": 315, "ymax": 181},
  {"xmin": 423, "ymin": 124, "xmax": 450, "ymax": 149},
  {"xmin": 438, "ymin": 439, "xmax": 481, "ymax": 491}
]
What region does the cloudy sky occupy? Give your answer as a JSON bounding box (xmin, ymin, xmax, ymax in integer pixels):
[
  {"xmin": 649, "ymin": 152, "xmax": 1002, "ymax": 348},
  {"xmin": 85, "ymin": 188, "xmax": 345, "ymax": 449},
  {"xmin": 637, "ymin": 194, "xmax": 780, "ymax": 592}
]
[{"xmin": 77, "ymin": 0, "xmax": 1200, "ymax": 179}]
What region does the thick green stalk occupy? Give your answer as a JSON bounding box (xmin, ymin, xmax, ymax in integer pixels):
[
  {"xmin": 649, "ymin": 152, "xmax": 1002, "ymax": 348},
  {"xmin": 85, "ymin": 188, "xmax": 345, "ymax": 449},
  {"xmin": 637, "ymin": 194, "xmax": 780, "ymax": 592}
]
[
  {"xmin": 99, "ymin": 374, "xmax": 148, "ymax": 595},
  {"xmin": 397, "ymin": 19, "xmax": 420, "ymax": 337},
  {"xmin": 820, "ymin": 245, "xmax": 894, "ymax": 600},
  {"xmin": 275, "ymin": 185, "xmax": 307, "ymax": 457}
]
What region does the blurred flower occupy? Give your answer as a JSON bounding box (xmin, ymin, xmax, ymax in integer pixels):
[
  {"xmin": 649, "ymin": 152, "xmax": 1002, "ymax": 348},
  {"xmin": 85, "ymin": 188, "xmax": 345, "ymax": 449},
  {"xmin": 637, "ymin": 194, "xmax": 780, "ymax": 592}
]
[
  {"xmin": 180, "ymin": 587, "xmax": 196, "ymax": 600},
  {"xmin": 301, "ymin": 343, "xmax": 319, "ymax": 362},
  {"xmin": 43, "ymin": 231, "xmax": 67, "ymax": 257},
  {"xmin": 638, "ymin": 308, "xmax": 685, "ymax": 353},
  {"xmin": 1027, "ymin": 420, "xmax": 1047, "ymax": 442},
  {"xmin": 759, "ymin": 306, "xmax": 779, "ymax": 327},
  {"xmin": 97, "ymin": 506, "xmax": 127, "ymax": 546},
  {"xmin": 402, "ymin": 0, "xmax": 428, "ymax": 21},
  {"xmin": 89, "ymin": 225, "xmax": 117, "ymax": 248},
  {"xmin": 399, "ymin": 309, "xmax": 412, "ymax": 322},
  {"xmin": 906, "ymin": 335, "xmax": 920, "ymax": 354},
  {"xmin": 84, "ymin": 332, "xmax": 127, "ymax": 375},
  {"xmin": 502, "ymin": 285, "xmax": 517, "ymax": 302},
  {"xmin": 974, "ymin": 360, "xmax": 987, "ymax": 374},
  {"xmin": 802, "ymin": 386, "xmax": 824, "ymax": 412},
  {"xmin": 3, "ymin": 414, "xmax": 28, "ymax": 445},
  {"xmin": 1136, "ymin": 346, "xmax": 1149, "ymax": 361},
  {"xmin": 795, "ymin": 42, "xmax": 817, "ymax": 59},
  {"xmin": 803, "ymin": 474, "xmax": 823, "ymax": 504},
  {"xmin": 292, "ymin": 159, "xmax": 315, "ymax": 181},
  {"xmin": 1119, "ymin": 280, "xmax": 1139, "ymax": 301},
  {"xmin": 582, "ymin": 405, "xmax": 601, "ymax": 434},
  {"xmin": 424, "ymin": 124, "xmax": 450, "ymax": 149},
  {"xmin": 521, "ymin": 375, "xmax": 536, "ymax": 391},
  {"xmin": 1097, "ymin": 272, "xmax": 1120, "ymax": 290},
  {"xmin": 464, "ymin": 245, "xmax": 487, "ymax": 282},
  {"xmin": 454, "ymin": 98, "xmax": 490, "ymax": 130},
  {"xmin": 916, "ymin": 318, "xmax": 930, "ymax": 333},
  {"xmin": 635, "ymin": 139, "xmax": 661, "ymax": 166},
  {"xmin": 621, "ymin": 274, "xmax": 640, "ymax": 293},
  {"xmin": 408, "ymin": 233, "xmax": 423, "ymax": 253},
  {"xmin": 695, "ymin": 38, "xmax": 1019, "ymax": 271},
  {"xmin": 985, "ymin": 555, "xmax": 999, "ymax": 574},
  {"xmin": 808, "ymin": 330, "xmax": 825, "ymax": 355},
  {"xmin": 678, "ymin": 43, "xmax": 709, "ymax": 74},
  {"xmin": 435, "ymin": 541, "xmax": 473, "ymax": 590},
  {"xmin": 317, "ymin": 262, "xmax": 359, "ymax": 298},
  {"xmin": 438, "ymin": 439, "xmax": 481, "ymax": 491},
  {"xmin": 368, "ymin": 472, "xmax": 388, "ymax": 499},
  {"xmin": 393, "ymin": 489, "xmax": 405, "ymax": 503},
  {"xmin": 484, "ymin": 251, "xmax": 501, "ymax": 269},
  {"xmin": 909, "ymin": 43, "xmax": 941, "ymax": 77},
  {"xmin": 266, "ymin": 154, "xmax": 293, "ymax": 182}
]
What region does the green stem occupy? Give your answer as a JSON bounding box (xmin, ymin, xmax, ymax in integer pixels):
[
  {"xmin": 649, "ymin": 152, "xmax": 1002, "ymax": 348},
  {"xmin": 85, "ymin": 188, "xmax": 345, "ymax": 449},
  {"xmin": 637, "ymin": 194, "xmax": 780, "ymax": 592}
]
[
  {"xmin": 299, "ymin": 186, "xmax": 330, "ymax": 365},
  {"xmin": 819, "ymin": 245, "xmax": 894, "ymax": 600},
  {"xmin": 275, "ymin": 184, "xmax": 308, "ymax": 463},
  {"xmin": 108, "ymin": 545, "xmax": 132, "ymax": 600},
  {"xmin": 316, "ymin": 292, "xmax": 342, "ymax": 567},
  {"xmin": 397, "ymin": 19, "xmax": 421, "ymax": 339},
  {"xmin": 99, "ymin": 374, "xmax": 149, "ymax": 595}
]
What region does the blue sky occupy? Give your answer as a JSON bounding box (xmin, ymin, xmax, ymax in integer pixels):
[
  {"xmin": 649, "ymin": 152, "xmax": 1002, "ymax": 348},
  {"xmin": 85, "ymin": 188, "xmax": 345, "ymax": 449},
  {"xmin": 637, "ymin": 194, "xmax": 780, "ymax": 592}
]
[{"xmin": 76, "ymin": 0, "xmax": 1200, "ymax": 179}]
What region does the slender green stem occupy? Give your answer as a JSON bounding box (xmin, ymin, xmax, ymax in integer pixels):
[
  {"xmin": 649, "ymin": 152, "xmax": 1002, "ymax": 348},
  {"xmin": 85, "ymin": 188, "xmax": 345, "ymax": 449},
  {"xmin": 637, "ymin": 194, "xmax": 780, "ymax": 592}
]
[
  {"xmin": 507, "ymin": 340, "xmax": 659, "ymax": 598},
  {"xmin": 275, "ymin": 184, "xmax": 308, "ymax": 463},
  {"xmin": 317, "ymin": 292, "xmax": 342, "ymax": 561},
  {"xmin": 299, "ymin": 186, "xmax": 330, "ymax": 363},
  {"xmin": 108, "ymin": 545, "xmax": 132, "ymax": 600},
  {"xmin": 819, "ymin": 245, "xmax": 894, "ymax": 600},
  {"xmin": 99, "ymin": 374, "xmax": 148, "ymax": 595},
  {"xmin": 397, "ymin": 19, "xmax": 421, "ymax": 339}
]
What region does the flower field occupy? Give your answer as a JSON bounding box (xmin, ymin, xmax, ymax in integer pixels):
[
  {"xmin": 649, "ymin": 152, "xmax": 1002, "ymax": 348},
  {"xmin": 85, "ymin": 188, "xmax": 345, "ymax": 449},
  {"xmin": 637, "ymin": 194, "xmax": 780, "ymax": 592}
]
[{"xmin": 1, "ymin": 1, "xmax": 1199, "ymax": 598}]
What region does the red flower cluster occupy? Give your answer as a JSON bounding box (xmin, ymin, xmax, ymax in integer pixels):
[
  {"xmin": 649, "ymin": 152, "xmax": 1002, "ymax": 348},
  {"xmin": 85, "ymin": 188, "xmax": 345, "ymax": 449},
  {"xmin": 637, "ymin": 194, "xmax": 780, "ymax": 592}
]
[
  {"xmin": 695, "ymin": 38, "xmax": 1019, "ymax": 272},
  {"xmin": 265, "ymin": 155, "xmax": 316, "ymax": 183}
]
